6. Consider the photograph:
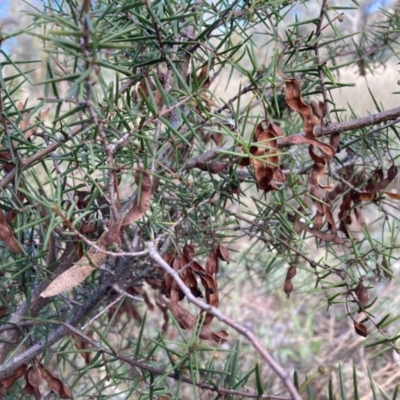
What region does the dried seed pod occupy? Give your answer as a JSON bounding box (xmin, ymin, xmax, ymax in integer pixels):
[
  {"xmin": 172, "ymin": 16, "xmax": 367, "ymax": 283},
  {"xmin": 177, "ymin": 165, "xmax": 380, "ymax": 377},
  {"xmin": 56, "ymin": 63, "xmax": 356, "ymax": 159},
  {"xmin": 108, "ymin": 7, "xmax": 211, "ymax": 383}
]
[
  {"xmin": 183, "ymin": 244, "xmax": 195, "ymax": 261},
  {"xmin": 216, "ymin": 244, "xmax": 229, "ymax": 263},
  {"xmin": 382, "ymin": 257, "xmax": 393, "ymax": 280},
  {"xmin": 286, "ymin": 266, "xmax": 297, "ymax": 280},
  {"xmin": 354, "ymin": 280, "xmax": 369, "ymax": 308},
  {"xmin": 283, "ymin": 279, "xmax": 293, "ymax": 299},
  {"xmin": 354, "ymin": 322, "xmax": 368, "ymax": 337},
  {"xmin": 206, "ymin": 249, "xmax": 219, "ymax": 275}
]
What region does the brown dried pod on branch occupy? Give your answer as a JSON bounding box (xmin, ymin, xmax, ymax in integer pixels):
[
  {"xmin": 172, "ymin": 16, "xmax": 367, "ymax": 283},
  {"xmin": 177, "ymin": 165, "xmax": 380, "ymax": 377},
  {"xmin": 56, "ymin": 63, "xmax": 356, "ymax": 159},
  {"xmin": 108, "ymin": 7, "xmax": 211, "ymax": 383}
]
[
  {"xmin": 354, "ymin": 279, "xmax": 369, "ymax": 308},
  {"xmin": 41, "ymin": 169, "xmax": 153, "ymax": 298},
  {"xmin": 283, "ymin": 266, "xmax": 296, "ymax": 299},
  {"xmin": 354, "ymin": 322, "xmax": 368, "ymax": 338}
]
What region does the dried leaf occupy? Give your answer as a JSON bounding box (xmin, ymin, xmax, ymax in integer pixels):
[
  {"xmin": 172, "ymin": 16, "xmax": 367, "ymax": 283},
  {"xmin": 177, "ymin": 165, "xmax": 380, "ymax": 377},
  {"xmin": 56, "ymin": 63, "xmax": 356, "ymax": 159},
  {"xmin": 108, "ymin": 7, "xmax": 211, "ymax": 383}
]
[
  {"xmin": 24, "ymin": 366, "xmax": 41, "ymax": 400},
  {"xmin": 0, "ymin": 150, "xmax": 14, "ymax": 172},
  {"xmin": 330, "ymin": 131, "xmax": 341, "ymax": 153},
  {"xmin": 354, "ymin": 322, "xmax": 368, "ymax": 337},
  {"xmin": 382, "ymin": 191, "xmax": 400, "ymax": 200},
  {"xmin": 186, "ymin": 268, "xmax": 203, "ymax": 298},
  {"xmin": 155, "ymin": 299, "xmax": 170, "ymax": 334},
  {"xmin": 168, "ymin": 291, "xmax": 227, "ymax": 344},
  {"xmin": 354, "ymin": 207, "xmax": 365, "ymax": 226},
  {"xmin": 0, "ymin": 364, "xmax": 27, "ymax": 389},
  {"xmin": 164, "ymin": 255, "xmax": 185, "ymax": 301},
  {"xmin": 358, "ymin": 164, "xmax": 398, "ymax": 201},
  {"xmin": 39, "ymin": 108, "xmax": 50, "ymax": 120},
  {"xmin": 354, "ymin": 280, "xmax": 369, "ymax": 308},
  {"xmin": 102, "ymin": 222, "xmax": 122, "ymax": 247},
  {"xmin": 27, "ymin": 367, "xmax": 42, "ymax": 388},
  {"xmin": 190, "ymin": 260, "xmax": 207, "ymax": 276},
  {"xmin": 41, "ymin": 264, "xmax": 95, "ymax": 298},
  {"xmin": 37, "ymin": 362, "xmax": 72, "ymax": 399},
  {"xmin": 211, "ymin": 132, "xmax": 223, "ymax": 147},
  {"xmin": 308, "ymin": 162, "xmax": 327, "ymax": 214},
  {"xmin": 0, "ymin": 306, "xmax": 8, "ymax": 318},
  {"xmin": 0, "ymin": 209, "xmax": 23, "ymax": 253},
  {"xmin": 80, "ymin": 222, "xmax": 97, "ymax": 234}
]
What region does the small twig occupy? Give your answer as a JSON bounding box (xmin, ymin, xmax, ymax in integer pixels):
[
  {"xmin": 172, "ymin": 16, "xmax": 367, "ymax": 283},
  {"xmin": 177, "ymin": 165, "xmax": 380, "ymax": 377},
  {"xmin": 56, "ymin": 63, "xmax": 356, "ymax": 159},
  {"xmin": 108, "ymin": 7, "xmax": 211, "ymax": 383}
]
[
  {"xmin": 63, "ymin": 322, "xmax": 290, "ymax": 400},
  {"xmin": 144, "ymin": 0, "xmax": 165, "ymax": 58},
  {"xmin": 111, "ymin": 285, "xmax": 143, "ymax": 303},
  {"xmin": 0, "ymin": 283, "xmax": 111, "ymax": 379},
  {"xmin": 51, "ymin": 205, "xmax": 149, "ymax": 259},
  {"xmin": 147, "ymin": 241, "xmax": 302, "ymax": 400},
  {"xmin": 81, "ymin": 295, "xmax": 124, "ymax": 330},
  {"xmin": 278, "ymin": 106, "xmax": 400, "ymax": 147},
  {"xmin": 314, "ymin": 0, "xmax": 330, "ymax": 124}
]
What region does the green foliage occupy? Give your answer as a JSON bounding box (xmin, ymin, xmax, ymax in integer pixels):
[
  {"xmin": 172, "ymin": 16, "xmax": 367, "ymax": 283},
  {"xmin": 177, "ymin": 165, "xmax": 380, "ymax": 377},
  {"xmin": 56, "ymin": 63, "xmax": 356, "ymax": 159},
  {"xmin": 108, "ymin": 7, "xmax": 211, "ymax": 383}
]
[{"xmin": 0, "ymin": 0, "xmax": 399, "ymax": 398}]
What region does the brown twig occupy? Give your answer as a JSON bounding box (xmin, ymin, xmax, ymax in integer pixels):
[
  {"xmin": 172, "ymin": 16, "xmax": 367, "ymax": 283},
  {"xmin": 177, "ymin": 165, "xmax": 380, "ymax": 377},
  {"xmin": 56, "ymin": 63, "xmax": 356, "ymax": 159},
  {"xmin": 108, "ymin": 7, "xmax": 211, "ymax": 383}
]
[
  {"xmin": 0, "ymin": 282, "xmax": 111, "ymax": 379},
  {"xmin": 63, "ymin": 322, "xmax": 291, "ymax": 400},
  {"xmin": 147, "ymin": 241, "xmax": 302, "ymax": 400},
  {"xmin": 314, "ymin": 0, "xmax": 330, "ymax": 124}
]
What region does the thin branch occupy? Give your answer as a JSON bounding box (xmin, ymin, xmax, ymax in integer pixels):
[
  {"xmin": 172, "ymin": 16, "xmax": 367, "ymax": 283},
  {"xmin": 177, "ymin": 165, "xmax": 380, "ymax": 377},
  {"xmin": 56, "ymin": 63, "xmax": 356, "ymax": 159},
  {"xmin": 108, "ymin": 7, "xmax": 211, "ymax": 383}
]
[
  {"xmin": 63, "ymin": 323, "xmax": 291, "ymax": 400},
  {"xmin": 0, "ymin": 282, "xmax": 111, "ymax": 379},
  {"xmin": 146, "ymin": 241, "xmax": 302, "ymax": 400},
  {"xmin": 314, "ymin": 0, "xmax": 330, "ymax": 124},
  {"xmin": 279, "ymin": 106, "xmax": 400, "ymax": 147},
  {"xmin": 81, "ymin": 294, "xmax": 124, "ymax": 331}
]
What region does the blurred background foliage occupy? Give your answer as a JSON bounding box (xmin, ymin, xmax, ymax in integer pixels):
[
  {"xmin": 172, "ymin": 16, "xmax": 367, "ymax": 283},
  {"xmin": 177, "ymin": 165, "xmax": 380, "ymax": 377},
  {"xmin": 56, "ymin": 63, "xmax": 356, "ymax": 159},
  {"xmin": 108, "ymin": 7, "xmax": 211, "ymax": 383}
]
[{"xmin": 0, "ymin": 0, "xmax": 400, "ymax": 399}]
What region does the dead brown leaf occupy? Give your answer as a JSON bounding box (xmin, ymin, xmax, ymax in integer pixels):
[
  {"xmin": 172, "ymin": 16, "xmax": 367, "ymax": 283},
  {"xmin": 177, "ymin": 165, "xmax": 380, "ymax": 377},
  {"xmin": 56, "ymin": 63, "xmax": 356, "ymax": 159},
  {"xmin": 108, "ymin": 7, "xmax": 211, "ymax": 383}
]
[
  {"xmin": 24, "ymin": 366, "xmax": 41, "ymax": 400},
  {"xmin": 0, "ymin": 209, "xmax": 23, "ymax": 254},
  {"xmin": 382, "ymin": 191, "xmax": 400, "ymax": 200},
  {"xmin": 37, "ymin": 361, "xmax": 72, "ymax": 399},
  {"xmin": 41, "ymin": 264, "xmax": 95, "ymax": 298},
  {"xmin": 168, "ymin": 290, "xmax": 227, "ymax": 344},
  {"xmin": 0, "ymin": 364, "xmax": 27, "ymax": 389},
  {"xmin": 358, "ymin": 164, "xmax": 398, "ymax": 201}
]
